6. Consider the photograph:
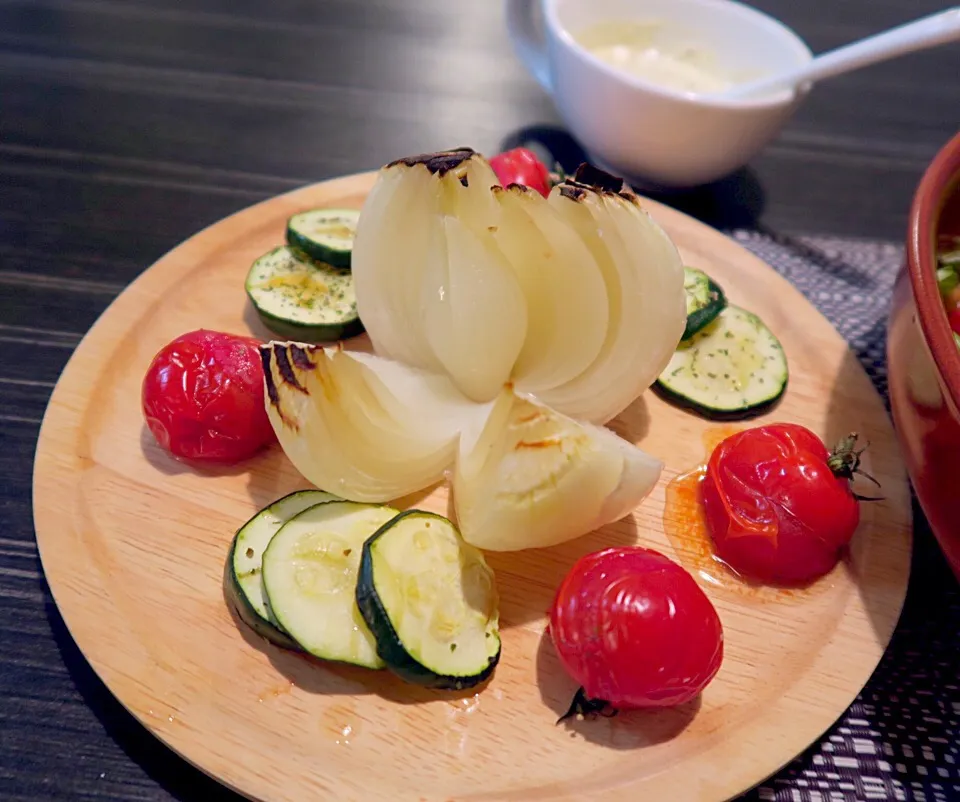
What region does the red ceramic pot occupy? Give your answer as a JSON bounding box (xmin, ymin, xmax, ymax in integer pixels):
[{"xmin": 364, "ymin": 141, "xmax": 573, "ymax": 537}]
[{"xmin": 888, "ymin": 130, "xmax": 960, "ymax": 581}]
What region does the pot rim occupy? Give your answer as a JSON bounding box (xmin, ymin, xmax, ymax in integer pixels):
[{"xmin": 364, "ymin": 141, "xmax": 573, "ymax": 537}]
[{"xmin": 907, "ymin": 130, "xmax": 960, "ymax": 408}]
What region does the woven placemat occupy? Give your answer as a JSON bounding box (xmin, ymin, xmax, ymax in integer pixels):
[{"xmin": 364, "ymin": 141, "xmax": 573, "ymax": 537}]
[{"xmin": 728, "ymin": 231, "xmax": 960, "ymax": 802}]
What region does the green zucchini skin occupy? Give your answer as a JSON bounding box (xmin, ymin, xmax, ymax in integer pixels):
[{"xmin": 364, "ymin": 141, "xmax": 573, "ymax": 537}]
[
  {"xmin": 225, "ymin": 538, "xmax": 301, "ymax": 651},
  {"xmin": 682, "ymin": 267, "xmax": 727, "ymax": 341},
  {"xmin": 245, "ymin": 246, "xmax": 364, "ymax": 344},
  {"xmin": 655, "ymin": 305, "xmax": 788, "ymax": 420},
  {"xmin": 356, "ymin": 510, "xmax": 501, "ymax": 690},
  {"xmin": 250, "ymin": 303, "xmax": 365, "ymax": 343},
  {"xmin": 651, "ymin": 378, "xmax": 786, "ymax": 421},
  {"xmin": 261, "ymin": 501, "xmax": 394, "ymax": 670},
  {"xmin": 225, "ymin": 489, "xmax": 340, "ymax": 651},
  {"xmin": 285, "ymin": 208, "xmax": 359, "ymax": 268}
]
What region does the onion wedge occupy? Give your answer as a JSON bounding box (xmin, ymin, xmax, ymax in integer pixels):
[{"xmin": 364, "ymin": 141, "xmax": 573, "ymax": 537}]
[
  {"xmin": 590, "ymin": 424, "xmax": 665, "ymax": 524},
  {"xmin": 493, "ymin": 186, "xmax": 609, "ymax": 392},
  {"xmin": 277, "ymin": 152, "xmax": 684, "ymax": 551},
  {"xmin": 351, "ymin": 163, "xmax": 442, "ymax": 371},
  {"xmin": 453, "ymin": 387, "xmax": 662, "ymax": 551},
  {"xmin": 261, "ymin": 342, "xmax": 483, "ymax": 502},
  {"xmin": 353, "ymin": 149, "xmax": 511, "ymax": 388},
  {"xmin": 421, "ymin": 214, "xmax": 527, "ymax": 402},
  {"xmin": 535, "ymin": 174, "xmax": 686, "ymax": 424}
]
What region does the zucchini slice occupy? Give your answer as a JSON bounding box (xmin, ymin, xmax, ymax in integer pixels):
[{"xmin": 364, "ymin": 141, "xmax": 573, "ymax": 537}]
[
  {"xmin": 356, "ymin": 511, "xmax": 501, "ymax": 690},
  {"xmin": 245, "ymin": 246, "xmax": 364, "ymax": 343},
  {"xmin": 286, "ymin": 208, "xmax": 359, "ymax": 268},
  {"xmin": 682, "ymin": 266, "xmax": 727, "ymax": 340},
  {"xmin": 227, "ymin": 489, "xmax": 339, "ymax": 649},
  {"xmin": 655, "ymin": 305, "xmax": 788, "ymax": 420},
  {"xmin": 262, "ymin": 501, "xmax": 399, "ymax": 669}
]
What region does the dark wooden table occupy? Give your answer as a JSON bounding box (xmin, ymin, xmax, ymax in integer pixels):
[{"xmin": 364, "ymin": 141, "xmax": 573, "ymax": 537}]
[{"xmin": 3, "ymin": 1, "xmax": 959, "ymax": 800}]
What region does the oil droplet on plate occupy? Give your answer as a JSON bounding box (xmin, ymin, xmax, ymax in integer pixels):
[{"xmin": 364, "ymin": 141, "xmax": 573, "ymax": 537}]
[
  {"xmin": 335, "ymin": 724, "xmax": 353, "ymax": 745},
  {"xmin": 660, "ymin": 423, "xmax": 748, "ymax": 590},
  {"xmin": 440, "ymin": 693, "xmax": 482, "ymax": 760},
  {"xmin": 702, "ymin": 423, "xmax": 745, "ymax": 455},
  {"xmin": 662, "ymin": 466, "xmax": 741, "ymax": 589},
  {"xmin": 662, "ymin": 425, "xmax": 830, "ymax": 602},
  {"xmin": 455, "ymin": 693, "xmax": 481, "ymax": 716},
  {"xmin": 257, "ymin": 680, "xmax": 295, "ymax": 704},
  {"xmin": 320, "ymin": 703, "xmax": 360, "ymax": 746}
]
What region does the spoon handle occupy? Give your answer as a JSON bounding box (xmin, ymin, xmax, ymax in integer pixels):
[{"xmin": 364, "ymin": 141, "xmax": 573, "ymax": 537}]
[{"xmin": 726, "ymin": 7, "xmax": 960, "ymax": 99}]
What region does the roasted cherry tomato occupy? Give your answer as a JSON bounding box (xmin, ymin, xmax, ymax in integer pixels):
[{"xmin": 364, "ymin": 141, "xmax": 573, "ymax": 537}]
[
  {"xmin": 701, "ymin": 423, "xmax": 867, "ymax": 586},
  {"xmin": 948, "ymin": 306, "xmax": 960, "ymax": 336},
  {"xmin": 142, "ymin": 329, "xmax": 275, "ymax": 462},
  {"xmin": 944, "ymin": 285, "xmax": 960, "ymax": 313},
  {"xmin": 489, "ymin": 147, "xmax": 552, "ymax": 197},
  {"xmin": 549, "ymin": 547, "xmax": 723, "ymax": 718}
]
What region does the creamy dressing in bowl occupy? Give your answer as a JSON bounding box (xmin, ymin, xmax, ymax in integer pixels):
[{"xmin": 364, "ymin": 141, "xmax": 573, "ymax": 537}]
[{"xmin": 575, "ymin": 20, "xmax": 765, "ymax": 95}]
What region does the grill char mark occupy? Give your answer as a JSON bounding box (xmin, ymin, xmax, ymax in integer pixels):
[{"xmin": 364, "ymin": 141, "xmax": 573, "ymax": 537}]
[
  {"xmin": 387, "ymin": 147, "xmax": 477, "ymax": 176},
  {"xmin": 260, "ymin": 345, "xmax": 301, "ymax": 431},
  {"xmin": 260, "ymin": 346, "xmax": 280, "ymax": 409},
  {"xmin": 559, "ymin": 184, "xmax": 586, "ymax": 202},
  {"xmin": 274, "ymin": 346, "xmax": 307, "ymax": 394},
  {"xmin": 573, "ymin": 162, "xmax": 624, "ymax": 193},
  {"xmin": 290, "ymin": 344, "xmax": 317, "ymax": 372}
]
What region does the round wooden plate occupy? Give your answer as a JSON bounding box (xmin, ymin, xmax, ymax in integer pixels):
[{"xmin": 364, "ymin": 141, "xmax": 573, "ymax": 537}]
[{"xmin": 34, "ymin": 171, "xmax": 912, "ymax": 802}]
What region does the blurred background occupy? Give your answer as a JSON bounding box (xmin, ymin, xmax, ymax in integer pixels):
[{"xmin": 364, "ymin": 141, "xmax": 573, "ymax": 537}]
[{"xmin": 4, "ymin": 0, "xmax": 959, "ymax": 275}]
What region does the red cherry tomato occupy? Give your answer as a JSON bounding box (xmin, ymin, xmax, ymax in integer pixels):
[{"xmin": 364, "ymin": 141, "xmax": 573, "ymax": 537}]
[
  {"xmin": 945, "ymin": 285, "xmax": 960, "ymax": 313},
  {"xmin": 948, "ymin": 306, "xmax": 960, "ymax": 336},
  {"xmin": 489, "ymin": 147, "xmax": 552, "ymax": 197},
  {"xmin": 142, "ymin": 329, "xmax": 275, "ymax": 462},
  {"xmin": 701, "ymin": 423, "xmax": 864, "ymax": 586},
  {"xmin": 549, "ymin": 547, "xmax": 723, "ymax": 716}
]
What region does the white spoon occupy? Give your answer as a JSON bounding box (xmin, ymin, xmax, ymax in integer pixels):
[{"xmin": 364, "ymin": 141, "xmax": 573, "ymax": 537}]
[{"xmin": 721, "ymin": 7, "xmax": 960, "ymax": 100}]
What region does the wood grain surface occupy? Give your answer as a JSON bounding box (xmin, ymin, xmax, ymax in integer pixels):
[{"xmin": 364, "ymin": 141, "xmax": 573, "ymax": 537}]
[{"xmin": 33, "ymin": 171, "xmax": 912, "ymax": 802}]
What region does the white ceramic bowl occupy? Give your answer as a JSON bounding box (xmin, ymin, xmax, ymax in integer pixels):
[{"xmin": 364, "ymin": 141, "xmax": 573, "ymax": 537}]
[{"xmin": 506, "ymin": 0, "xmax": 813, "ymax": 188}]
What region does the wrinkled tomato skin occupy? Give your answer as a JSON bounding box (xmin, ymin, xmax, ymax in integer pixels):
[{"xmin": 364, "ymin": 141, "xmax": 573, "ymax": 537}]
[
  {"xmin": 549, "ymin": 547, "xmax": 724, "ymax": 709},
  {"xmin": 701, "ymin": 423, "xmax": 860, "ymax": 586},
  {"xmin": 141, "ymin": 329, "xmax": 275, "ymax": 462},
  {"xmin": 489, "ymin": 147, "xmax": 552, "ymax": 197}
]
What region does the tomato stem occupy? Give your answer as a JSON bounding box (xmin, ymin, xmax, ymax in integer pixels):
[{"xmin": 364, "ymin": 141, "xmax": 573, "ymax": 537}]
[
  {"xmin": 826, "ymin": 432, "xmax": 884, "ymax": 500},
  {"xmin": 548, "ymin": 163, "xmax": 569, "ymax": 190},
  {"xmin": 556, "ymin": 687, "xmax": 618, "ymax": 724}
]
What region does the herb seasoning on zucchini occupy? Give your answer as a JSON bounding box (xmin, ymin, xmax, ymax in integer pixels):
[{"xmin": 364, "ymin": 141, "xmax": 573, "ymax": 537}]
[
  {"xmin": 682, "ymin": 266, "xmax": 727, "ymax": 340},
  {"xmin": 245, "ymin": 246, "xmax": 364, "ymax": 343},
  {"xmin": 226, "ymin": 489, "xmax": 339, "ymax": 649},
  {"xmin": 356, "ymin": 510, "xmax": 501, "ymax": 690},
  {"xmin": 286, "ymin": 208, "xmax": 360, "ymax": 268},
  {"xmin": 261, "ymin": 500, "xmax": 399, "ymax": 669},
  {"xmin": 655, "ymin": 305, "xmax": 788, "ymax": 419}
]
